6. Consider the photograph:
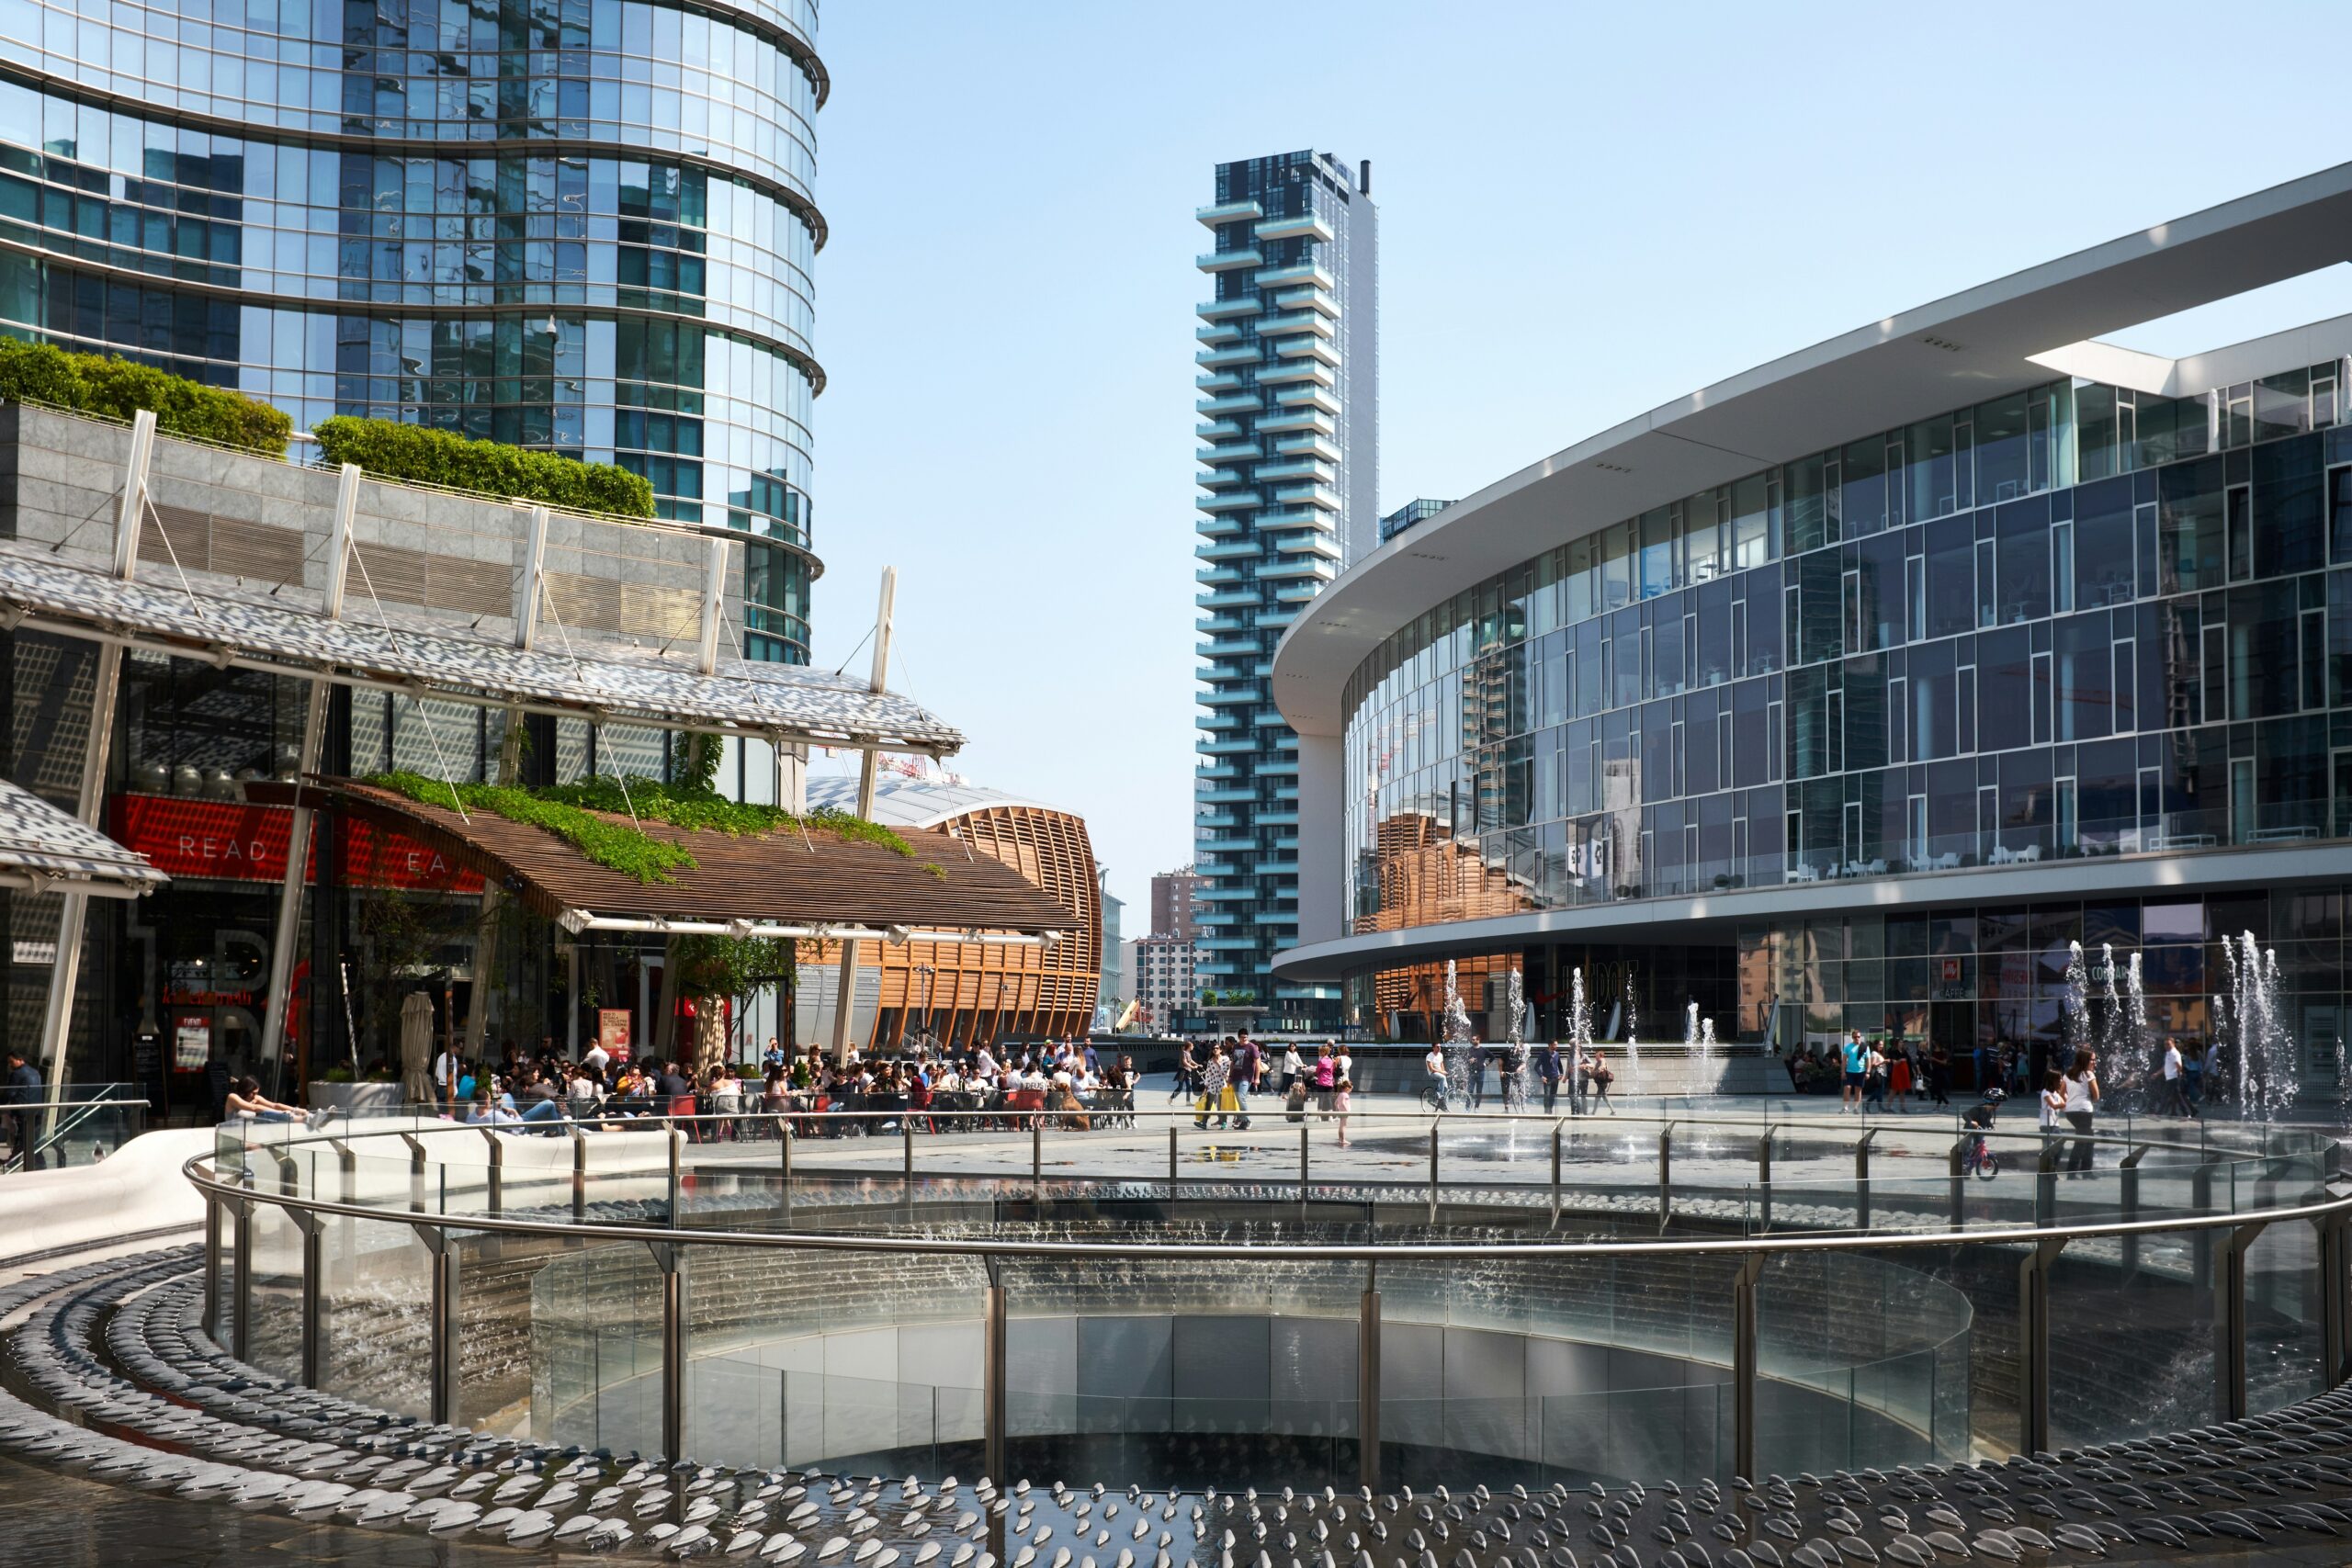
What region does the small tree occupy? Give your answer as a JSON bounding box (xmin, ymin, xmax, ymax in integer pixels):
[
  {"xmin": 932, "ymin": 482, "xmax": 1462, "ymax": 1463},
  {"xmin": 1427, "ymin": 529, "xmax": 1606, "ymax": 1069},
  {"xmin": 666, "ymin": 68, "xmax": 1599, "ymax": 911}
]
[{"xmin": 668, "ymin": 933, "xmax": 795, "ymax": 1079}]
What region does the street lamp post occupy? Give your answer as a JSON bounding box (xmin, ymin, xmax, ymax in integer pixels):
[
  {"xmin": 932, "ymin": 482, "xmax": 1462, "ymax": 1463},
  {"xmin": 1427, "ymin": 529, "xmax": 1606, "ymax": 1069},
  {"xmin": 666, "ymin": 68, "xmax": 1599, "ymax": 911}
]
[{"xmin": 910, "ymin": 964, "xmax": 936, "ymax": 1049}]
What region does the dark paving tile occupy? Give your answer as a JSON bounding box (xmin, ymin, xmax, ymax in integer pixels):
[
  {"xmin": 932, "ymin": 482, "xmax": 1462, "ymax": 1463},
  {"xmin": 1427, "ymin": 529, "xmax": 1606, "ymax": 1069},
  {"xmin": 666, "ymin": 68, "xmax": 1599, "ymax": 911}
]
[{"xmin": 0, "ymin": 1453, "xmax": 582, "ymax": 1566}]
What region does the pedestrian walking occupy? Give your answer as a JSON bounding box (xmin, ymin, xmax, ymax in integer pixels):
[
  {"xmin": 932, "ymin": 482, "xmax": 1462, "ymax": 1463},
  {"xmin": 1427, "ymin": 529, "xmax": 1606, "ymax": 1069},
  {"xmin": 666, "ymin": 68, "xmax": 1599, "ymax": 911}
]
[
  {"xmin": 1537, "ymin": 1043, "xmax": 1564, "ymax": 1114},
  {"xmin": 1229, "ymin": 1032, "xmax": 1260, "ymax": 1130},
  {"xmin": 2163, "ymin": 1036, "xmax": 2193, "ymax": 1117}
]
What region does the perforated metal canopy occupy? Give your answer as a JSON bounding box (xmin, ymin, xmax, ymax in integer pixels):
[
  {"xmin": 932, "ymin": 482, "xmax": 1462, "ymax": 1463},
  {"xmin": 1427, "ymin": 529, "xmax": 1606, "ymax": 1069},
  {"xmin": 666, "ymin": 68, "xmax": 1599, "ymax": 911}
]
[
  {"xmin": 0, "ymin": 543, "xmax": 965, "ymax": 754},
  {"xmin": 0, "ymin": 778, "xmax": 166, "ymax": 897}
]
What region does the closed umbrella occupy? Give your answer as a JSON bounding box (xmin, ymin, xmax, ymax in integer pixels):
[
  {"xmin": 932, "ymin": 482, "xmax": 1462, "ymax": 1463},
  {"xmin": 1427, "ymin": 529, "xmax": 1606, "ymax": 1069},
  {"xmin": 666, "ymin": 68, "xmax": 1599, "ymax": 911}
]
[{"xmin": 400, "ymin": 991, "xmax": 434, "ymax": 1108}]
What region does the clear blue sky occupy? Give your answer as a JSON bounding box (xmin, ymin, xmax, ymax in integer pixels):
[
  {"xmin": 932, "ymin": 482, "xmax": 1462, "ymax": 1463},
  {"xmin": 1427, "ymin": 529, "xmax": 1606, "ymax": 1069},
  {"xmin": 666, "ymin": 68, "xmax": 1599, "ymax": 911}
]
[{"xmin": 797, "ymin": 0, "xmax": 2352, "ymax": 924}]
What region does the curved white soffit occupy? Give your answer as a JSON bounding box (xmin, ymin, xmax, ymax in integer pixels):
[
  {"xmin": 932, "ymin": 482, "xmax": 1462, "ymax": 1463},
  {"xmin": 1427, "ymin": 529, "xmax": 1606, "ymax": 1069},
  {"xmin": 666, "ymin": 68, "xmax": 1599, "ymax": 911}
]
[{"xmin": 1271, "ymin": 159, "xmax": 2352, "ymax": 739}]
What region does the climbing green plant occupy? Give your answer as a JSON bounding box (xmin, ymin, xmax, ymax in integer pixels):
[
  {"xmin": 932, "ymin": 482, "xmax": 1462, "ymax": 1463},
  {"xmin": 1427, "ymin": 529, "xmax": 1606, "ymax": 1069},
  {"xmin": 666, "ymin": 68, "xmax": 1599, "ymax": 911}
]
[
  {"xmin": 367, "ymin": 771, "xmax": 696, "ymax": 884},
  {"xmin": 363, "ymin": 770, "xmax": 934, "ymax": 882}
]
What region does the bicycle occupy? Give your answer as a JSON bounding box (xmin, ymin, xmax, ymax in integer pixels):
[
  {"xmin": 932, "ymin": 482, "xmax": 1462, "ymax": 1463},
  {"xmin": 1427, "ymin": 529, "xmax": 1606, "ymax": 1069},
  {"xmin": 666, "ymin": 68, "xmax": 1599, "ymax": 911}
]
[
  {"xmin": 1420, "ymin": 1083, "xmax": 1449, "ymax": 1112},
  {"xmin": 1962, "ymin": 1134, "xmax": 2000, "ymax": 1179}
]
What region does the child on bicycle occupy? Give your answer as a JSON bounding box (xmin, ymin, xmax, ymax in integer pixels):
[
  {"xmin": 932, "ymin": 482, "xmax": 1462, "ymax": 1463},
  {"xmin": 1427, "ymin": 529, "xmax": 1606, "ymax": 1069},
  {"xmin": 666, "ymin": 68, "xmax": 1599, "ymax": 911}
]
[{"xmin": 1962, "ymin": 1086, "xmax": 2006, "ymax": 1174}]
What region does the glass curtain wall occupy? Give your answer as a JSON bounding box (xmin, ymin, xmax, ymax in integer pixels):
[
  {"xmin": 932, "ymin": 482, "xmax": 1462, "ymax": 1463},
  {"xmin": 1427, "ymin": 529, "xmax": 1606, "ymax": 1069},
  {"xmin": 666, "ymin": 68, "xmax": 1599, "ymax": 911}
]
[{"xmin": 1345, "ymin": 366, "xmax": 2352, "ymax": 966}]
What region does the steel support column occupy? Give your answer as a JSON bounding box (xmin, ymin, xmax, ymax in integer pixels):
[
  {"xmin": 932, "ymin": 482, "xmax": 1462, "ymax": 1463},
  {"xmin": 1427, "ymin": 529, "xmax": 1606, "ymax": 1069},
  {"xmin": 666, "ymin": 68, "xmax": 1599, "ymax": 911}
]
[
  {"xmin": 1427, "ymin": 1123, "xmax": 1439, "ymax": 1224},
  {"xmin": 399, "ymin": 1131, "xmax": 426, "ymax": 1213},
  {"xmin": 202, "ymin": 1197, "xmax": 222, "ymax": 1339},
  {"xmin": 571, "ymin": 1127, "xmax": 588, "ymax": 1219},
  {"xmin": 1168, "ymin": 1122, "xmax": 1179, "ymax": 1201},
  {"xmin": 1357, "ymin": 1276, "xmax": 1382, "ymax": 1492},
  {"xmin": 2191, "ymin": 1150, "xmax": 2223, "ymax": 1294},
  {"xmin": 982, "ymin": 1266, "xmax": 1008, "ymax": 1485},
  {"xmin": 329, "ymin": 1136, "xmax": 356, "ymax": 1289},
  {"xmin": 256, "ymin": 467, "xmax": 356, "ymax": 1081},
  {"xmin": 1551, "ymin": 1121, "xmax": 1565, "ymax": 1226},
  {"xmin": 1854, "ymin": 1129, "xmax": 1877, "ymax": 1232},
  {"xmin": 1298, "ymin": 1124, "xmax": 1309, "ymax": 1222},
  {"xmin": 2217, "ymin": 1220, "xmax": 2270, "ymax": 1422},
  {"xmin": 829, "ymin": 568, "xmax": 896, "ymax": 1065},
  {"xmin": 2018, "ymin": 1235, "xmax": 2067, "ymax": 1456},
  {"xmin": 1657, "ymin": 1123, "xmax": 1673, "ymax": 1230},
  {"xmin": 231, "ymin": 1174, "xmax": 254, "ymax": 1362},
  {"xmin": 1732, "ymin": 1252, "xmax": 1765, "ymax": 1481},
  {"xmin": 647, "ymin": 1241, "xmax": 687, "ymax": 1462},
  {"xmin": 411, "ymin": 1223, "xmax": 459, "ymax": 1426},
  {"xmin": 481, "ymin": 1128, "xmax": 503, "ymax": 1215},
  {"xmin": 1947, "ymin": 1135, "xmax": 1969, "ymax": 1233},
  {"xmin": 2319, "ymin": 1213, "xmax": 2351, "ymax": 1389},
  {"xmin": 39, "ymin": 409, "xmax": 153, "ymax": 1136},
  {"xmin": 2034, "ymin": 1140, "xmax": 2061, "ymax": 1228},
  {"xmin": 667, "ymin": 1126, "xmax": 683, "ymax": 1225},
  {"xmin": 1755, "ymin": 1127, "xmax": 1775, "ymax": 1235},
  {"xmin": 2119, "ymin": 1145, "xmax": 2149, "ymax": 1279},
  {"xmin": 291, "ymin": 1208, "xmax": 323, "ymax": 1387}
]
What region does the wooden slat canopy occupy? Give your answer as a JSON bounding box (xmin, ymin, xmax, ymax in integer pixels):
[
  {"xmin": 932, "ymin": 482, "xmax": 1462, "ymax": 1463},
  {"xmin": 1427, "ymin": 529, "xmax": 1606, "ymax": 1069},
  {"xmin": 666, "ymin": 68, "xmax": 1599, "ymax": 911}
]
[{"xmin": 246, "ymin": 778, "xmax": 1077, "ymax": 938}]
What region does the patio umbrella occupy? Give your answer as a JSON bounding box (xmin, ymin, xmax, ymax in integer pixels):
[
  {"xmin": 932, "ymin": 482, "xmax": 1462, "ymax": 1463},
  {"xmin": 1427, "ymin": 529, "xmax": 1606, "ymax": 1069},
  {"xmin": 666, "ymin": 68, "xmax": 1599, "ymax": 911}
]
[{"xmin": 399, "ymin": 991, "xmax": 434, "ymax": 1107}]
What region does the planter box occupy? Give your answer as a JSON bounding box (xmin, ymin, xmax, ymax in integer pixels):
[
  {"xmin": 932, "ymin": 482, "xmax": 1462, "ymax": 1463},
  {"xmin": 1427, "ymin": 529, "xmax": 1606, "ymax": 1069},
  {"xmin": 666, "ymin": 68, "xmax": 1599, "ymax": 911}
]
[{"xmin": 305, "ymin": 1081, "xmax": 408, "ymax": 1119}]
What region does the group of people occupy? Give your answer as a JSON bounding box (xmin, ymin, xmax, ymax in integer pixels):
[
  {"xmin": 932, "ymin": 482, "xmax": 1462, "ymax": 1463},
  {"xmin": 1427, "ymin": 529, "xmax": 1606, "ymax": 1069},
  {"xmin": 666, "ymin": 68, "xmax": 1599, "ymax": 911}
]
[
  {"xmin": 1174, "ymin": 1035, "xmax": 1359, "ymax": 1143},
  {"xmin": 1420, "ymin": 1039, "xmax": 1615, "ymax": 1114},
  {"xmin": 1800, "ymin": 1029, "xmax": 2219, "ymax": 1122},
  {"xmin": 399, "ymin": 1033, "xmax": 1143, "ymax": 1137},
  {"xmin": 1820, "ymin": 1032, "xmax": 1956, "ymax": 1112}
]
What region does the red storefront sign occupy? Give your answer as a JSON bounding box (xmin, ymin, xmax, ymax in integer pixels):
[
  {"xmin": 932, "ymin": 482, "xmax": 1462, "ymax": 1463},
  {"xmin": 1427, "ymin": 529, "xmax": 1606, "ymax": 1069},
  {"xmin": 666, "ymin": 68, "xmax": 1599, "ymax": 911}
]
[{"xmin": 110, "ymin": 795, "xmax": 484, "ymax": 893}]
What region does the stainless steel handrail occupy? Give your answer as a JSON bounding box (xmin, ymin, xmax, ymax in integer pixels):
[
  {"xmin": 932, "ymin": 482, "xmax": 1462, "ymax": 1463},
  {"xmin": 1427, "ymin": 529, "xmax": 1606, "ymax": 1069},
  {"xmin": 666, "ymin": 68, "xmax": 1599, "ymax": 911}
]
[
  {"xmin": 184, "ymin": 1111, "xmax": 2351, "ymax": 1479},
  {"xmin": 182, "ymin": 1108, "xmax": 2338, "ymax": 1260}
]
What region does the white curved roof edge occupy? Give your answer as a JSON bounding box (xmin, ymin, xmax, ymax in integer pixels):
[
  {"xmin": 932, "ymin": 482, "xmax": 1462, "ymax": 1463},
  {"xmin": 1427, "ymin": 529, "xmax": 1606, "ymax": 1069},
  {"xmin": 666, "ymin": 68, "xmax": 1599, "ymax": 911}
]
[
  {"xmin": 800, "ymin": 773, "xmax": 1067, "ymax": 831},
  {"xmin": 1271, "ymin": 158, "xmax": 2352, "ymax": 739},
  {"xmin": 1270, "ymin": 840, "xmax": 2352, "ymax": 984}
]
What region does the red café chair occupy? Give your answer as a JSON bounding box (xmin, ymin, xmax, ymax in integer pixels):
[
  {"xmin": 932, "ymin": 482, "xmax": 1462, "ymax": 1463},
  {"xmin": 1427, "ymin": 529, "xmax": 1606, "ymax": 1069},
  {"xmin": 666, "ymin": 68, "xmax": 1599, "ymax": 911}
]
[{"xmin": 668, "ymin": 1093, "xmax": 699, "ymax": 1141}]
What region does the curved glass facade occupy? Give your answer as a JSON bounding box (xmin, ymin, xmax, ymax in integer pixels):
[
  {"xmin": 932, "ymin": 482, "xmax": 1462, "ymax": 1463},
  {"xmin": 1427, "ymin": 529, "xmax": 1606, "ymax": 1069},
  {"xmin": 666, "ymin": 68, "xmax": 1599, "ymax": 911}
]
[
  {"xmin": 0, "ymin": 0, "xmax": 822, "ymax": 660},
  {"xmin": 1341, "ymin": 358, "xmax": 2352, "ymax": 1043}
]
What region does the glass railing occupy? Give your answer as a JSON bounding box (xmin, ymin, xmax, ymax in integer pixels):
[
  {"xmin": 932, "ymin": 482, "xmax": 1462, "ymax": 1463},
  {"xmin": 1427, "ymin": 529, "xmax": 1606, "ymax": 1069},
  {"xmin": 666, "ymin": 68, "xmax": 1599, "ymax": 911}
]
[
  {"xmin": 187, "ymin": 1106, "xmax": 2344, "ymax": 1491},
  {"xmin": 3, "ymin": 1084, "xmax": 148, "ymax": 1174}
]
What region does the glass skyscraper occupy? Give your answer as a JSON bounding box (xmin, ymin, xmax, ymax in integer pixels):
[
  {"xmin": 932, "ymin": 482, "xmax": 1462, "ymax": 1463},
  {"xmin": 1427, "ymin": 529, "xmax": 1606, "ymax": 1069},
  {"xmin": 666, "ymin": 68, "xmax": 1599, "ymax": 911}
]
[
  {"xmin": 0, "ymin": 0, "xmax": 824, "ymax": 660},
  {"xmin": 1194, "ymin": 150, "xmax": 1375, "ymax": 1032}
]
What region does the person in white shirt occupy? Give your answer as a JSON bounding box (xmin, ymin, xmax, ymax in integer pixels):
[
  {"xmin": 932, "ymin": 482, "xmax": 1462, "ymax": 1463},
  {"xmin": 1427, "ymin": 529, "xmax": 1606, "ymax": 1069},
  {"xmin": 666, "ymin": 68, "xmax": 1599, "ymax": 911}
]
[
  {"xmin": 2038, "ymin": 1070, "xmax": 2066, "ymax": 1135},
  {"xmin": 582, "ymin": 1040, "xmax": 610, "ymax": 1078},
  {"xmin": 1423, "ymin": 1044, "xmax": 1448, "ymax": 1111},
  {"xmin": 433, "ymin": 1047, "xmax": 458, "ymax": 1114},
  {"xmin": 2060, "ymin": 1049, "xmax": 2099, "ymax": 1176},
  {"xmin": 2162, "ymin": 1037, "xmax": 2190, "ymax": 1117}
]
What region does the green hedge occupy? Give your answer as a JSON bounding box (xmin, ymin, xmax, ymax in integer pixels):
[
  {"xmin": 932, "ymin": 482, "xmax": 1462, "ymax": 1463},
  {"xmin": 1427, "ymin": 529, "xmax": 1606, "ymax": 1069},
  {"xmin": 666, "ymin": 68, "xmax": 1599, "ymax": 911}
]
[
  {"xmin": 0, "ymin": 339, "xmax": 291, "ymax": 454},
  {"xmin": 312, "ymin": 415, "xmax": 654, "ymax": 517}
]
